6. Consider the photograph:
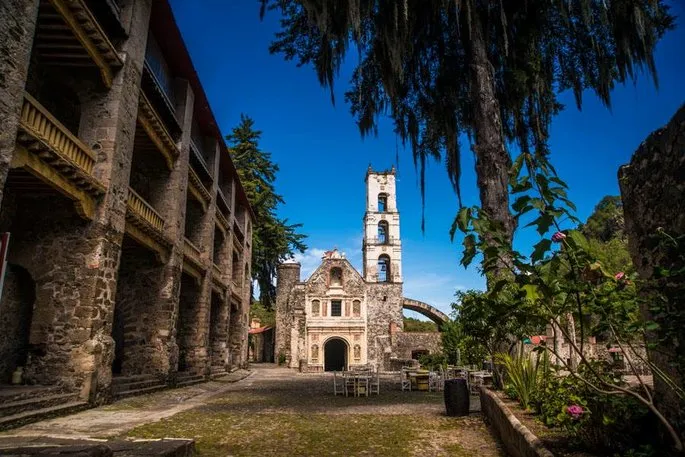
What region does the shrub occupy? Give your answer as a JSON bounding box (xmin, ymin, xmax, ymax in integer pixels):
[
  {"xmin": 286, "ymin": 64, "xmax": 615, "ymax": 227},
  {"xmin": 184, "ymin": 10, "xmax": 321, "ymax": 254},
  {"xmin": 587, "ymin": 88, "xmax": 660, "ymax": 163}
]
[
  {"xmin": 496, "ymin": 349, "xmax": 540, "ymax": 410},
  {"xmin": 418, "ymin": 353, "xmax": 446, "ymax": 371}
]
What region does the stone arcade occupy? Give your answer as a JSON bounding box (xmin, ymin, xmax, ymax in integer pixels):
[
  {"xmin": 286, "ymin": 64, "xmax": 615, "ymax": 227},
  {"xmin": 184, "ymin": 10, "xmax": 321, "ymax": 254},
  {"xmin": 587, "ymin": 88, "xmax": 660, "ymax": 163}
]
[
  {"xmin": 0, "ymin": 0, "xmax": 254, "ymax": 416},
  {"xmin": 275, "ymin": 167, "xmax": 447, "ymax": 372}
]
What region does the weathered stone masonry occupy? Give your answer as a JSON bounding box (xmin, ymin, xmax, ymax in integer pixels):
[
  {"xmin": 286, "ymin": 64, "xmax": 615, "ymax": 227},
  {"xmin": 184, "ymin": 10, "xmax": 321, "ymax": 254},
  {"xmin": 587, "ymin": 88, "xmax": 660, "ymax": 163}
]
[
  {"xmin": 619, "ymin": 103, "xmax": 685, "ymax": 442},
  {"xmin": 0, "ymin": 0, "xmax": 254, "ymax": 405},
  {"xmin": 276, "ymin": 168, "xmax": 442, "ymax": 372}
]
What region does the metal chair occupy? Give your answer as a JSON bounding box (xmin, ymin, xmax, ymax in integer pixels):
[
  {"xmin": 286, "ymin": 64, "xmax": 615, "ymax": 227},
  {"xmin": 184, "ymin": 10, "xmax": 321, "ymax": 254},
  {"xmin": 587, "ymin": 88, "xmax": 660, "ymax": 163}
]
[
  {"xmin": 428, "ymin": 370, "xmax": 444, "ymax": 392},
  {"xmin": 369, "ymin": 370, "xmax": 380, "ymax": 395},
  {"xmin": 400, "ymin": 366, "xmax": 412, "ymax": 391},
  {"xmin": 344, "ymin": 372, "xmax": 357, "ymax": 397},
  {"xmin": 333, "ymin": 371, "xmax": 345, "ymax": 396}
]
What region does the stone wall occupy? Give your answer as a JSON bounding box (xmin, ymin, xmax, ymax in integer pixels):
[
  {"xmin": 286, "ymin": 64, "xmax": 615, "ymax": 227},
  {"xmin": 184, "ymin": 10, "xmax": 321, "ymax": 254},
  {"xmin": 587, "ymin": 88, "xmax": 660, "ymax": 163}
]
[
  {"xmin": 366, "ymin": 282, "xmax": 403, "ymax": 370},
  {"xmin": 0, "ymin": 265, "xmax": 35, "ymax": 383},
  {"xmin": 0, "ymin": 0, "xmax": 39, "ymax": 205},
  {"xmin": 619, "ymin": 103, "xmax": 685, "ymax": 439},
  {"xmin": 392, "ymin": 332, "xmax": 442, "ymax": 360},
  {"xmin": 480, "ymin": 388, "xmax": 554, "ymax": 457},
  {"xmin": 275, "ymin": 262, "xmax": 301, "ymax": 365},
  {"xmin": 0, "ymin": 193, "xmax": 121, "ymax": 396},
  {"xmin": 112, "ymin": 236, "xmax": 171, "ymax": 379}
]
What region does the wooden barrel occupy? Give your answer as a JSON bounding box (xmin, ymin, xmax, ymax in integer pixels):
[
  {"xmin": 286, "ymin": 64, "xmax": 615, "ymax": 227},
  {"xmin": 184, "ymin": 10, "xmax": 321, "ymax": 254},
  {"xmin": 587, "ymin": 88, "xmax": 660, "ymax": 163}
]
[{"xmin": 444, "ymin": 378, "xmax": 469, "ymax": 416}]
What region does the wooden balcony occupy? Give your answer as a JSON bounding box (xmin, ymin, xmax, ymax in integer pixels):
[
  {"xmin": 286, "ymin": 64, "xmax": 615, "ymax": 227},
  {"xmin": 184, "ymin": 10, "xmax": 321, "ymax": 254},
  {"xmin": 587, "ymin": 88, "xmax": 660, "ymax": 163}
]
[
  {"xmin": 233, "ymin": 219, "xmax": 245, "ymax": 243},
  {"xmin": 182, "ymin": 237, "xmax": 206, "ymax": 281},
  {"xmin": 190, "ymin": 140, "xmax": 213, "ymax": 183},
  {"xmin": 34, "ymin": 0, "xmax": 122, "ymax": 88},
  {"xmin": 137, "ymin": 92, "xmax": 179, "ymax": 171},
  {"xmin": 211, "ymin": 263, "xmax": 227, "ymax": 289},
  {"xmin": 125, "ymin": 187, "xmax": 170, "ymax": 260},
  {"xmin": 188, "ymin": 166, "xmax": 211, "ymax": 212},
  {"xmin": 12, "ymin": 93, "xmax": 105, "ymax": 219},
  {"xmin": 215, "ymin": 207, "xmax": 230, "ymax": 234}
]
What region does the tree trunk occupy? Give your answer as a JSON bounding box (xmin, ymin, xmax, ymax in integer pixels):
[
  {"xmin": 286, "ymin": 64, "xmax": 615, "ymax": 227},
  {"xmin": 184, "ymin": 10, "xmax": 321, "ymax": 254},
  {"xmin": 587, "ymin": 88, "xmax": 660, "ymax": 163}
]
[{"xmin": 466, "ymin": 7, "xmax": 516, "ymax": 286}]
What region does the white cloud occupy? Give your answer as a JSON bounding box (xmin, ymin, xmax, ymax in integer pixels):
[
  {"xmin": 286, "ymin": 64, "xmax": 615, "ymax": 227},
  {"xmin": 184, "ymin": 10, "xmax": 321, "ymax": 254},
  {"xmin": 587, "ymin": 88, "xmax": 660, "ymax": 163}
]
[{"xmin": 403, "ymin": 272, "xmax": 466, "ymax": 317}]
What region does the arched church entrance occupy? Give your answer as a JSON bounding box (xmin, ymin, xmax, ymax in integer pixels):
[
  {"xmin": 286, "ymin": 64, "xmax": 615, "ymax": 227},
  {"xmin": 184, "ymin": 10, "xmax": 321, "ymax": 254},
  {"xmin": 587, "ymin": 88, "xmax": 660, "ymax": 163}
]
[{"xmin": 324, "ymin": 338, "xmax": 347, "ymax": 372}]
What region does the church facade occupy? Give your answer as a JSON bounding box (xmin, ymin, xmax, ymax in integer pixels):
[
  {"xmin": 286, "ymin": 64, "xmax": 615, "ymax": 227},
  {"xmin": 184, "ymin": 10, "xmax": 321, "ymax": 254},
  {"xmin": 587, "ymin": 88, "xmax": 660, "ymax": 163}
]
[{"xmin": 275, "ymin": 167, "xmax": 445, "ymax": 372}]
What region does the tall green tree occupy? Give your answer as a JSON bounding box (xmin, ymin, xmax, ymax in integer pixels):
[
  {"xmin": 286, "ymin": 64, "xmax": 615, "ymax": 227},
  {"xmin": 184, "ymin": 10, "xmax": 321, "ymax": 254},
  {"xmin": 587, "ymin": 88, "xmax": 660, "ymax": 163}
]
[
  {"xmin": 227, "ymin": 115, "xmax": 307, "ymax": 308},
  {"xmin": 261, "ymin": 0, "xmax": 673, "ymax": 282}
]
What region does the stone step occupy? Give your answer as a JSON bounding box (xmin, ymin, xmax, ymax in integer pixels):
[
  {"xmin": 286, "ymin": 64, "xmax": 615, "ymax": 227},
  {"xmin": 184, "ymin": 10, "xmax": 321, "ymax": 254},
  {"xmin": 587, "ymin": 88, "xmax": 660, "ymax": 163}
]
[
  {"xmin": 0, "ymin": 392, "xmax": 79, "ymax": 418},
  {"xmin": 113, "ymin": 384, "xmax": 166, "ymax": 399},
  {"xmin": 111, "ymin": 373, "xmax": 159, "ymax": 384},
  {"xmin": 209, "ymin": 371, "xmax": 228, "ymax": 380},
  {"xmin": 0, "ymin": 401, "xmax": 88, "ymax": 431},
  {"xmin": 176, "ymin": 378, "xmax": 205, "ymax": 388},
  {"xmin": 112, "ymin": 378, "xmax": 165, "ymax": 394},
  {"xmin": 0, "ymin": 385, "xmax": 64, "ymax": 404},
  {"xmin": 210, "ymin": 365, "xmax": 226, "ymax": 373},
  {"xmin": 176, "ymin": 373, "xmax": 204, "ymax": 382}
]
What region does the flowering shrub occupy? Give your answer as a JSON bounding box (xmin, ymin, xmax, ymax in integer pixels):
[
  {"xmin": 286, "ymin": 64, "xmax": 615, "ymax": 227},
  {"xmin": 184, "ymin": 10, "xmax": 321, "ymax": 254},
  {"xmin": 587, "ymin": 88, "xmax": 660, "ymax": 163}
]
[{"xmin": 567, "ymin": 404, "xmax": 584, "ymax": 420}]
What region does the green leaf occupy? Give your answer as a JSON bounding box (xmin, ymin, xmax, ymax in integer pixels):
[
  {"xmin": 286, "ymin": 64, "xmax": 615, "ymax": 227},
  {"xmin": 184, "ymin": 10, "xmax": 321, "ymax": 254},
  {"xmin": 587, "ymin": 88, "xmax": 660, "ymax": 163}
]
[
  {"xmin": 522, "ymin": 284, "xmax": 540, "ymax": 301},
  {"xmin": 525, "ymin": 213, "xmax": 555, "ymax": 235},
  {"xmin": 457, "ymin": 207, "xmax": 471, "ymax": 232},
  {"xmin": 531, "ymin": 239, "xmax": 552, "ymax": 263},
  {"xmin": 461, "ymin": 234, "xmax": 477, "ymax": 268},
  {"xmin": 512, "ymin": 195, "xmax": 532, "ymax": 214}
]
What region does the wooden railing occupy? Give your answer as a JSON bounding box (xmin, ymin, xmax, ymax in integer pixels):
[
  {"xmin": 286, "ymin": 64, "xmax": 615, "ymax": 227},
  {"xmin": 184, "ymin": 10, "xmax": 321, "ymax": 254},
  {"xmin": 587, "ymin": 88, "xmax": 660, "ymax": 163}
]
[
  {"xmin": 215, "ymin": 207, "xmax": 230, "ymax": 232},
  {"xmin": 212, "ymin": 263, "xmax": 226, "ymax": 286},
  {"xmin": 137, "ymin": 92, "xmax": 179, "ymax": 169},
  {"xmin": 126, "ymin": 187, "xmax": 164, "ymax": 233},
  {"xmin": 216, "ymin": 188, "xmax": 231, "ymax": 215},
  {"xmin": 20, "ymin": 93, "xmax": 97, "ymax": 175},
  {"xmin": 188, "ymin": 166, "xmax": 212, "ymax": 206},
  {"xmin": 190, "ymin": 140, "xmax": 212, "ymax": 180},
  {"xmin": 183, "ymin": 237, "xmax": 203, "ymax": 266}
]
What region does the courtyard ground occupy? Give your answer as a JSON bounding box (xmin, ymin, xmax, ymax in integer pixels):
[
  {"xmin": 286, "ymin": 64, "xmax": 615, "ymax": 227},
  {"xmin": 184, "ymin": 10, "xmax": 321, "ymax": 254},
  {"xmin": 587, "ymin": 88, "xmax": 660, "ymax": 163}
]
[{"xmin": 0, "ymin": 364, "xmax": 505, "ymax": 457}]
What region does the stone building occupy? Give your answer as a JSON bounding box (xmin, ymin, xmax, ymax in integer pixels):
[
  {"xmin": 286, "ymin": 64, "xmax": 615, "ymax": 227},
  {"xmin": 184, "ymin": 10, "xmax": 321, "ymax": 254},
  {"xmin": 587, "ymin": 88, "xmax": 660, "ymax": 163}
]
[
  {"xmin": 0, "ymin": 0, "xmax": 254, "ymax": 416},
  {"xmin": 275, "ymin": 167, "xmax": 448, "ymax": 372}
]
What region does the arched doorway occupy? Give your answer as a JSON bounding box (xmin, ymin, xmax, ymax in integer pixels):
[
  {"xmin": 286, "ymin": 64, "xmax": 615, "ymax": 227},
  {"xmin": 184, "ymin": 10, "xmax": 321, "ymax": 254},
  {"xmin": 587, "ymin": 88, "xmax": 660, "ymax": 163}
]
[
  {"xmin": 324, "ymin": 338, "xmax": 347, "ymax": 372},
  {"xmin": 0, "ymin": 264, "xmax": 36, "ymax": 382}
]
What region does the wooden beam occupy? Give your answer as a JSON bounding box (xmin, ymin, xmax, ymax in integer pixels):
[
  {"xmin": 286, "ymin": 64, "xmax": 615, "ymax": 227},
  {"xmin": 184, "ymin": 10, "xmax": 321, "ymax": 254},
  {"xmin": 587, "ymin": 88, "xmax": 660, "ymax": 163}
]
[{"xmin": 11, "ymin": 146, "xmax": 96, "ymax": 220}]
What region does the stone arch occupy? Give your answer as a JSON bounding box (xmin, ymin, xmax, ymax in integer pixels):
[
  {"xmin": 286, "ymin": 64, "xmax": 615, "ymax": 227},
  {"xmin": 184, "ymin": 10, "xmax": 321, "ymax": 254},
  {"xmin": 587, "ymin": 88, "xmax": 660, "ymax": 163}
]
[
  {"xmin": 402, "ymin": 298, "xmax": 449, "ymax": 327},
  {"xmin": 323, "ymin": 336, "xmax": 349, "ymax": 371}
]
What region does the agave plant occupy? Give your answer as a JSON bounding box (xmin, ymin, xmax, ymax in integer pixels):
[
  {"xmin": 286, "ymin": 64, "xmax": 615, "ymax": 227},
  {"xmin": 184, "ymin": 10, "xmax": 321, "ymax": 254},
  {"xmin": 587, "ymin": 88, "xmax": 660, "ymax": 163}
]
[{"xmin": 496, "ymin": 348, "xmax": 541, "ymax": 410}]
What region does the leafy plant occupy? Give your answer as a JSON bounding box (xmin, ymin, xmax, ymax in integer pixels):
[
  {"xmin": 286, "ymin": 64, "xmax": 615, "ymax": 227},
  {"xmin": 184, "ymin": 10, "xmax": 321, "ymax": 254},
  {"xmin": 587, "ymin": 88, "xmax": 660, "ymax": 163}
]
[{"xmin": 496, "ymin": 349, "xmax": 540, "ymax": 410}]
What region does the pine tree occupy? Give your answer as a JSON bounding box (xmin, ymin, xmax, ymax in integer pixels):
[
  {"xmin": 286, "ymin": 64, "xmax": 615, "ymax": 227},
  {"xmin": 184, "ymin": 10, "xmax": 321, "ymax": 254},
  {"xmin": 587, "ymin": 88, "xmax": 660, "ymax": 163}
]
[{"xmin": 227, "ymin": 115, "xmax": 307, "ymax": 308}]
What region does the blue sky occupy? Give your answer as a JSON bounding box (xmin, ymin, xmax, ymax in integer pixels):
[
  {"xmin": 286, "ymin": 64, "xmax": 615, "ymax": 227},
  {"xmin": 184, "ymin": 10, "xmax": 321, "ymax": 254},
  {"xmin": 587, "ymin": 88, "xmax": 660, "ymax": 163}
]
[{"xmin": 169, "ymin": 1, "xmax": 685, "ymax": 318}]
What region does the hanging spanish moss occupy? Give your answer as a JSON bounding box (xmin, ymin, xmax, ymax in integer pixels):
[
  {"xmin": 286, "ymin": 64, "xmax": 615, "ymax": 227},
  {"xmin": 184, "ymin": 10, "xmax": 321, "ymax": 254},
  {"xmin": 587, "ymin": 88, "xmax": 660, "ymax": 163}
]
[{"xmin": 262, "ymin": 0, "xmax": 673, "ymax": 269}]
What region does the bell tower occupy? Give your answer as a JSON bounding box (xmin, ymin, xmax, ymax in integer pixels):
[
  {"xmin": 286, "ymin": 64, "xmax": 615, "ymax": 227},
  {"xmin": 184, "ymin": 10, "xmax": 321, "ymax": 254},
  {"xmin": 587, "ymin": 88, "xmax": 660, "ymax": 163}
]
[{"xmin": 362, "ymin": 166, "xmax": 402, "ymax": 283}]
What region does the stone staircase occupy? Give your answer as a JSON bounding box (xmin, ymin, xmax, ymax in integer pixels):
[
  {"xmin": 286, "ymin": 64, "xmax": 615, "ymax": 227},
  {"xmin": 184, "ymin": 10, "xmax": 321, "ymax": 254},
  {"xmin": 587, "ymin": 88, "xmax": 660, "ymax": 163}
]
[
  {"xmin": 111, "ymin": 374, "xmax": 167, "ymax": 399},
  {"xmin": 209, "ymin": 365, "xmax": 229, "ymax": 380},
  {"xmin": 175, "ymin": 371, "xmax": 205, "ymax": 388},
  {"xmin": 0, "ymin": 385, "xmax": 88, "ymax": 431}
]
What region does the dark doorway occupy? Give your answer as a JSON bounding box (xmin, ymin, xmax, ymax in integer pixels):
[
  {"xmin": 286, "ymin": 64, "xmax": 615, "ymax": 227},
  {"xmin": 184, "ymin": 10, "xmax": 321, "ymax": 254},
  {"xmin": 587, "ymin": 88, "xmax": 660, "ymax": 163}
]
[
  {"xmin": 324, "ymin": 338, "xmax": 347, "ymax": 372},
  {"xmin": 0, "ymin": 264, "xmax": 36, "ymax": 382},
  {"xmin": 412, "ymin": 350, "xmax": 429, "ymax": 360}
]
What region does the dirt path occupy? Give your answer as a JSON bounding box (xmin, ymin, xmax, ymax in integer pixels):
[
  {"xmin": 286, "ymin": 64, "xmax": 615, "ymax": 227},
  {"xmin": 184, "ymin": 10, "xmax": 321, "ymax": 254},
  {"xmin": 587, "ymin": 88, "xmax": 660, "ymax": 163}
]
[{"xmin": 1, "ymin": 365, "xmax": 506, "ymax": 456}]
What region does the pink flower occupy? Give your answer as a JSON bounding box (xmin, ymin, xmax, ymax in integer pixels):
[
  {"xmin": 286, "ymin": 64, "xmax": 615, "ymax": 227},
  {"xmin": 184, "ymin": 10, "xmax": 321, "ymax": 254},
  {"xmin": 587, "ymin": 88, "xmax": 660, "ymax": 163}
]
[
  {"xmin": 615, "ymin": 272, "xmax": 626, "ymax": 281},
  {"xmin": 551, "ymin": 232, "xmax": 567, "ymax": 243},
  {"xmin": 566, "ymin": 405, "xmax": 584, "ymax": 420}
]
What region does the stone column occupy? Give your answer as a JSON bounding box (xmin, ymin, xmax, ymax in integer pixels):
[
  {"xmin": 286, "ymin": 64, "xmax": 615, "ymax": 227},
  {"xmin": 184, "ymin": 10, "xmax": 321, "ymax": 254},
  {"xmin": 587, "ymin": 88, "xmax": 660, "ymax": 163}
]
[
  {"xmin": 619, "ymin": 104, "xmax": 685, "ymax": 444},
  {"xmin": 0, "ymin": 0, "xmax": 39, "ymax": 208},
  {"xmin": 275, "ymin": 262, "xmax": 301, "ymax": 366}
]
